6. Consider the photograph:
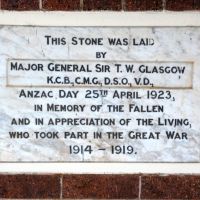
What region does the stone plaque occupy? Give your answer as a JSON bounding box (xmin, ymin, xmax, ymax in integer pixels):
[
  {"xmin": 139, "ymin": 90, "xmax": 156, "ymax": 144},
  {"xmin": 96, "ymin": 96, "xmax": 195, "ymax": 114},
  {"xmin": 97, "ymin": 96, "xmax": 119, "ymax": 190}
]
[{"xmin": 0, "ymin": 26, "xmax": 199, "ymax": 162}]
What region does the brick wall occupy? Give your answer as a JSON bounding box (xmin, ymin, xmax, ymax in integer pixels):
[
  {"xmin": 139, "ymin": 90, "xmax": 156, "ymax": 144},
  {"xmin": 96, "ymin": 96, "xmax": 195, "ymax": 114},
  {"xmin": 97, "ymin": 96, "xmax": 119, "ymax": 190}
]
[
  {"xmin": 0, "ymin": 174, "xmax": 200, "ymax": 199},
  {"xmin": 0, "ymin": 0, "xmax": 200, "ymax": 11},
  {"xmin": 0, "ymin": 0, "xmax": 200, "ymax": 200}
]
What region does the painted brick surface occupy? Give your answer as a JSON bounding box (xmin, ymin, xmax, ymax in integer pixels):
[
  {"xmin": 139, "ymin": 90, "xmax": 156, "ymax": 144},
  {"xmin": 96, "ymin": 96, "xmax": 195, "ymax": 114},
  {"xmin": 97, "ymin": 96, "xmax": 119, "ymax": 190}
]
[
  {"xmin": 141, "ymin": 175, "xmax": 200, "ymax": 199},
  {"xmin": 1, "ymin": 0, "xmax": 39, "ymax": 10},
  {"xmin": 0, "ymin": 175, "xmax": 60, "ymax": 199},
  {"xmin": 83, "ymin": 0, "xmax": 122, "ymax": 10},
  {"xmin": 42, "ymin": 0, "xmax": 80, "ymax": 10},
  {"xmin": 125, "ymin": 0, "xmax": 163, "ymax": 10},
  {"xmin": 63, "ymin": 174, "xmax": 139, "ymax": 199}
]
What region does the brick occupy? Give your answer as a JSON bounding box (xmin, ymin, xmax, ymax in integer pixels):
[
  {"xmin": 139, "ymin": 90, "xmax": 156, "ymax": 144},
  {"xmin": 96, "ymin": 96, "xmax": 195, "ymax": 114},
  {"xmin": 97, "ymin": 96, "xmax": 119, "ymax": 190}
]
[
  {"xmin": 83, "ymin": 0, "xmax": 121, "ymax": 10},
  {"xmin": 194, "ymin": 0, "xmax": 200, "ymax": 9},
  {"xmin": 141, "ymin": 175, "xmax": 200, "ymax": 199},
  {"xmin": 166, "ymin": 0, "xmax": 199, "ymax": 10},
  {"xmin": 63, "ymin": 174, "xmax": 139, "ymax": 199},
  {"xmin": 125, "ymin": 0, "xmax": 163, "ymax": 11},
  {"xmin": 0, "ymin": 175, "xmax": 60, "ymax": 199},
  {"xmin": 1, "ymin": 0, "xmax": 39, "ymax": 10},
  {"xmin": 42, "ymin": 0, "xmax": 80, "ymax": 10}
]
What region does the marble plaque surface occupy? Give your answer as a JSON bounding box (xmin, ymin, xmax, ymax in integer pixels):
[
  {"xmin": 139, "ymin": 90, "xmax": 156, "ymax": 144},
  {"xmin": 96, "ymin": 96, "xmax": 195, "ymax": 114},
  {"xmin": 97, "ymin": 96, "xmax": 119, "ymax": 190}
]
[{"xmin": 0, "ymin": 26, "xmax": 200, "ymax": 162}]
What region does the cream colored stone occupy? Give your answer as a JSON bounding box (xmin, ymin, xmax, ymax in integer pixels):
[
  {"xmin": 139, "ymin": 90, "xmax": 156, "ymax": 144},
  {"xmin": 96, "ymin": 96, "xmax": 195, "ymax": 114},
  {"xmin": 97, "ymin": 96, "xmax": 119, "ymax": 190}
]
[{"xmin": 0, "ymin": 26, "xmax": 199, "ymax": 162}]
